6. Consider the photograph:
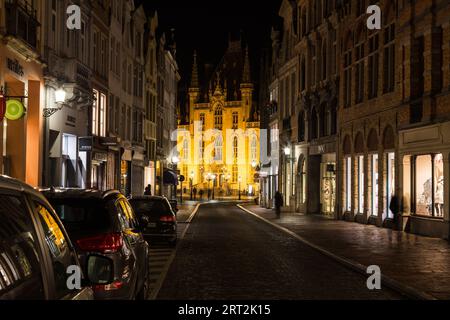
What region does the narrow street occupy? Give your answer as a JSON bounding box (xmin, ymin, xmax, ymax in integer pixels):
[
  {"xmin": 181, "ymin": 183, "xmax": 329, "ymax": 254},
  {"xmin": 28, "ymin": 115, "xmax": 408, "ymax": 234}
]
[{"xmin": 156, "ymin": 202, "xmax": 404, "ymax": 300}]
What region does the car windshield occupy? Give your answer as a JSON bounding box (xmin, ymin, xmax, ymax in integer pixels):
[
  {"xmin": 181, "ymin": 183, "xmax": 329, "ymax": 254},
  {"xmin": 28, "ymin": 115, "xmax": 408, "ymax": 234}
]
[
  {"xmin": 129, "ymin": 199, "xmax": 172, "ymax": 218},
  {"xmin": 47, "ymin": 198, "xmax": 113, "ymax": 237}
]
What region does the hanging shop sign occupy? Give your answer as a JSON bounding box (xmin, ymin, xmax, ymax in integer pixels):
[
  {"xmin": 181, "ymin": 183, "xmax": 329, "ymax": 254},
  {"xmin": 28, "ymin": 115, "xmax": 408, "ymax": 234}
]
[
  {"xmin": 5, "ymin": 100, "xmax": 25, "ymax": 120},
  {"xmin": 6, "ymin": 58, "xmax": 24, "ymax": 77},
  {"xmin": 78, "ymin": 136, "xmax": 93, "ymax": 152}
]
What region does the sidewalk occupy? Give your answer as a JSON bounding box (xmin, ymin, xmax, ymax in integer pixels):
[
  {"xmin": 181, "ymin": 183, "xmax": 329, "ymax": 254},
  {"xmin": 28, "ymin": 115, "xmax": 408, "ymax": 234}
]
[{"xmin": 241, "ymin": 204, "xmax": 450, "ymax": 300}]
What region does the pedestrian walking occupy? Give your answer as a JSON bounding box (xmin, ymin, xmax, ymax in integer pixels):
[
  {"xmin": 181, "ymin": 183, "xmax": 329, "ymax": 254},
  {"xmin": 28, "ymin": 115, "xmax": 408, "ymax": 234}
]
[
  {"xmin": 144, "ymin": 184, "xmax": 152, "ymax": 196},
  {"xmin": 275, "ymin": 191, "xmax": 283, "ymax": 219},
  {"xmin": 389, "ymin": 194, "xmax": 401, "ymax": 229},
  {"xmin": 199, "ymin": 189, "xmax": 204, "ymax": 200},
  {"xmin": 193, "ymin": 187, "xmax": 197, "ymax": 200}
]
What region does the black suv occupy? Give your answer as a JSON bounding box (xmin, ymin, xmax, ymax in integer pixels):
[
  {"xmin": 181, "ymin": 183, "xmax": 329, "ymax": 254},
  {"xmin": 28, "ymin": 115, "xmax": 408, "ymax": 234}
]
[
  {"xmin": 42, "ymin": 189, "xmax": 150, "ymax": 300},
  {"xmin": 0, "ymin": 176, "xmax": 114, "ymax": 300}
]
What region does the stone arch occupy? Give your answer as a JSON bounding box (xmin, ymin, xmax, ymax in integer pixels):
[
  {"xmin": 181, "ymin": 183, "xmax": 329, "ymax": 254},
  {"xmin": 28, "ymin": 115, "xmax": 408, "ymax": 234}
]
[
  {"xmin": 383, "ymin": 125, "xmax": 395, "ymax": 150},
  {"xmin": 354, "ymin": 131, "xmax": 364, "ymax": 154},
  {"xmin": 367, "ymin": 129, "xmax": 379, "ymax": 152},
  {"xmin": 343, "ymin": 135, "xmax": 352, "ymax": 155}
]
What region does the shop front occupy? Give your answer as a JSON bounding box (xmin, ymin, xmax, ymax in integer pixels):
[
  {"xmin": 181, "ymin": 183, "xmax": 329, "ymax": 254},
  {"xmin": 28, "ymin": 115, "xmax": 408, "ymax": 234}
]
[
  {"xmin": 399, "ymin": 122, "xmax": 450, "ymax": 239},
  {"xmin": 309, "ymin": 141, "xmax": 337, "ymax": 217},
  {"xmin": 0, "ymin": 44, "xmax": 44, "ymax": 186},
  {"xmin": 120, "ymin": 149, "xmax": 132, "ymax": 196}
]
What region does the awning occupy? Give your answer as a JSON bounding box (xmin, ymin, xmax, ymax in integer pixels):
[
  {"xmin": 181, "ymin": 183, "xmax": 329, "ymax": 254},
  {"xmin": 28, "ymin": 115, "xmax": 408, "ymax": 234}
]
[{"xmin": 163, "ymin": 169, "xmax": 178, "ymax": 185}]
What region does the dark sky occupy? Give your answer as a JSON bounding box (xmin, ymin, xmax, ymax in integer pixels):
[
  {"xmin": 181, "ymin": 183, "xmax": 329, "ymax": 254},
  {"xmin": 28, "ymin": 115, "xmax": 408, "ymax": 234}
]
[{"xmin": 139, "ymin": 0, "xmax": 282, "ymax": 87}]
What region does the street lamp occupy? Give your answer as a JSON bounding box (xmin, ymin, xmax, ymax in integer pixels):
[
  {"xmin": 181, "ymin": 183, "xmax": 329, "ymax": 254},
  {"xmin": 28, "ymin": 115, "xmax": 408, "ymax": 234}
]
[{"xmin": 55, "ymin": 88, "xmax": 67, "ymax": 104}]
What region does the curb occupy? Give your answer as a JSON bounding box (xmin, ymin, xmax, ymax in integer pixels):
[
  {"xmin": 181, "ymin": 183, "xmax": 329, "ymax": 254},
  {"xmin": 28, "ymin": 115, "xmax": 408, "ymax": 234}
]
[{"xmin": 237, "ymin": 204, "xmax": 437, "ymax": 300}]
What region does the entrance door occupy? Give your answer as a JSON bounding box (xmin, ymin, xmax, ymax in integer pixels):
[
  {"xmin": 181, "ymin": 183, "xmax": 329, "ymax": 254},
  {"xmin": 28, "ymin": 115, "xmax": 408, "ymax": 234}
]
[{"xmin": 321, "ymin": 162, "xmax": 336, "ymax": 215}]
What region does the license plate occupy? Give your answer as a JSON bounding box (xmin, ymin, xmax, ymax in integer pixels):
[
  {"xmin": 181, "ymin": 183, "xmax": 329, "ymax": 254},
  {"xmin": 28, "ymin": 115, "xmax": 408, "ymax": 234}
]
[{"xmin": 148, "ymin": 223, "xmax": 157, "ymax": 228}]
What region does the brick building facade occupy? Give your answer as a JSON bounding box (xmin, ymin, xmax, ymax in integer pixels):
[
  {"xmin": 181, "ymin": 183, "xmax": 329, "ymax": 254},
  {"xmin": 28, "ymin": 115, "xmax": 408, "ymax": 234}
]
[{"xmin": 265, "ymin": 0, "xmax": 450, "ymax": 239}]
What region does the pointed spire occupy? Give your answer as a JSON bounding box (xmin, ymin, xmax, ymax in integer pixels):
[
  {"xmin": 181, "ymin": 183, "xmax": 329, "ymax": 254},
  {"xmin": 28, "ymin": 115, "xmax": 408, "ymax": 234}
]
[
  {"xmin": 190, "ymin": 50, "xmax": 199, "ymax": 89},
  {"xmin": 242, "ymin": 46, "xmax": 251, "ymax": 84}
]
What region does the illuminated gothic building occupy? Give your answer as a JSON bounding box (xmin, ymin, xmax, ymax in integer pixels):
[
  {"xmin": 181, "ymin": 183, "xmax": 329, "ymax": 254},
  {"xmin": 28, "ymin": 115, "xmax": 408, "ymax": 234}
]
[{"xmin": 177, "ymin": 39, "xmax": 260, "ymax": 197}]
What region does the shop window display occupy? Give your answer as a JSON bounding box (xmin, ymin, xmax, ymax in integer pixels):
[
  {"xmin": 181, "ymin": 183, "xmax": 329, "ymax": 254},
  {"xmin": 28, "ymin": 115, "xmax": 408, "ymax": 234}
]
[{"xmin": 415, "ymin": 154, "xmax": 444, "ymax": 217}]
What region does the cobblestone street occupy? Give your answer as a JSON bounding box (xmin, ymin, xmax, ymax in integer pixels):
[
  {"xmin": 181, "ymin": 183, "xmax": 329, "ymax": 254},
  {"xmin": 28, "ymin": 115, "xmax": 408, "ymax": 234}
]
[{"xmin": 156, "ymin": 202, "xmax": 404, "ymax": 300}]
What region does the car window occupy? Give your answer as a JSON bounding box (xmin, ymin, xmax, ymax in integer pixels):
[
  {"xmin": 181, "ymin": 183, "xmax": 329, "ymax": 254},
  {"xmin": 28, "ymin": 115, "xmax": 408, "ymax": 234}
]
[
  {"xmin": 48, "ymin": 198, "xmax": 113, "ymax": 237},
  {"xmin": 32, "ymin": 200, "xmax": 77, "ymax": 299},
  {"xmin": 0, "ymin": 194, "xmax": 45, "ymax": 299},
  {"xmin": 130, "ymin": 199, "xmax": 172, "ymax": 218}
]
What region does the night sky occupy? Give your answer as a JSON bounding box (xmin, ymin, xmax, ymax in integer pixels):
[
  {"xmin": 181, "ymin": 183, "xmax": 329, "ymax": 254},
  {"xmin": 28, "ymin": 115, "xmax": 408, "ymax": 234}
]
[{"xmin": 139, "ymin": 0, "xmax": 282, "ymax": 88}]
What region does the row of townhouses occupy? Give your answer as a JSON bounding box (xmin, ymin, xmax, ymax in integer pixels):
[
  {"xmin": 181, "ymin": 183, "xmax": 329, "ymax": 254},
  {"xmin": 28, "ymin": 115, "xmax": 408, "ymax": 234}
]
[
  {"xmin": 0, "ymin": 0, "xmax": 180, "ymax": 197},
  {"xmin": 260, "ymin": 0, "xmax": 450, "ymax": 240}
]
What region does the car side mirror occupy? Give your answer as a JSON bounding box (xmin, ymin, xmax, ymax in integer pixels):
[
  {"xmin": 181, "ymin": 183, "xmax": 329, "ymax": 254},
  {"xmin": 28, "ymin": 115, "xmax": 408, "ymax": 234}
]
[{"xmin": 86, "ymin": 254, "xmax": 114, "ymax": 285}]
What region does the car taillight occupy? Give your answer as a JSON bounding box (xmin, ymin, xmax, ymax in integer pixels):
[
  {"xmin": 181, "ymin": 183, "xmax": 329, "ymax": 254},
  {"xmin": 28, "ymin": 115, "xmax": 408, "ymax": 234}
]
[
  {"xmin": 76, "ymin": 233, "xmax": 123, "ymax": 253},
  {"xmin": 93, "ymin": 280, "xmax": 123, "ymax": 292},
  {"xmin": 160, "ymin": 215, "xmax": 176, "ymax": 222}
]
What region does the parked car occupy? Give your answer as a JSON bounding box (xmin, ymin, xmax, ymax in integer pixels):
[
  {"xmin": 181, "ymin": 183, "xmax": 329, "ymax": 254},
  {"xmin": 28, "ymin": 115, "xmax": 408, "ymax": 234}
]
[
  {"xmin": 41, "ymin": 188, "xmax": 149, "ymax": 300},
  {"xmin": 0, "ymin": 176, "xmax": 113, "ymax": 300},
  {"xmin": 129, "ymin": 196, "xmax": 178, "ymax": 247}
]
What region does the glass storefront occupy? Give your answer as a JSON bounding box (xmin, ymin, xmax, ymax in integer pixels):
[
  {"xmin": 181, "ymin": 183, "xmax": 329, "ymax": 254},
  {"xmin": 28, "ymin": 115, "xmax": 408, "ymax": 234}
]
[
  {"xmin": 120, "ymin": 160, "xmax": 130, "ymax": 196},
  {"xmin": 386, "ymin": 152, "xmax": 395, "ymax": 218},
  {"xmin": 357, "ymin": 155, "xmax": 364, "ymax": 214},
  {"xmin": 344, "ymin": 157, "xmax": 351, "ymax": 212},
  {"xmin": 371, "ymin": 154, "xmax": 379, "ymax": 216},
  {"xmin": 414, "ymin": 154, "xmax": 444, "ymax": 217},
  {"xmin": 320, "ymin": 162, "xmax": 336, "ymax": 215}
]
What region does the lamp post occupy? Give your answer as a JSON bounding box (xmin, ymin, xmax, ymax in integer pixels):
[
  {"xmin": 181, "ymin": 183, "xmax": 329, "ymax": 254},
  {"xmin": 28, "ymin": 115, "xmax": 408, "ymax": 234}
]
[
  {"xmin": 171, "ymin": 155, "xmax": 179, "ymax": 201},
  {"xmin": 238, "ymin": 176, "xmax": 242, "ymax": 200},
  {"xmin": 190, "ymin": 171, "xmax": 194, "ymax": 200},
  {"xmin": 206, "ymin": 172, "xmax": 211, "ymax": 201}
]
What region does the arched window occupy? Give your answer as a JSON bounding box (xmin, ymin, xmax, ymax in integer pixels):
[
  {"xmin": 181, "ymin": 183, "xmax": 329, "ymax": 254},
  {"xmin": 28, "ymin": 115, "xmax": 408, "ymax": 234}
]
[
  {"xmin": 251, "ymin": 136, "xmax": 257, "ymax": 161},
  {"xmin": 183, "ymin": 139, "xmax": 189, "ymax": 160},
  {"xmin": 233, "ymin": 137, "xmax": 238, "ymax": 159},
  {"xmin": 214, "ymin": 135, "xmax": 223, "ymax": 161},
  {"xmin": 300, "ymin": 56, "xmax": 306, "ymax": 91},
  {"xmin": 214, "ymin": 107, "xmax": 223, "ymax": 130}
]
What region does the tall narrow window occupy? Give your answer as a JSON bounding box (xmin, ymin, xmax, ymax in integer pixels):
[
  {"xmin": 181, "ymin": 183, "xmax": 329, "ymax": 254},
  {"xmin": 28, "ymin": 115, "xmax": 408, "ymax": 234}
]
[
  {"xmin": 355, "ymin": 40, "xmax": 365, "ymax": 104},
  {"xmin": 214, "ymin": 107, "xmax": 223, "ymax": 130},
  {"xmin": 214, "ymin": 135, "xmax": 223, "ymax": 161},
  {"xmin": 99, "ymin": 93, "xmax": 106, "ymax": 137},
  {"xmin": 371, "ymin": 154, "xmax": 379, "ymax": 216},
  {"xmin": 368, "ymin": 33, "xmax": 379, "ymax": 99},
  {"xmin": 233, "ymin": 137, "xmax": 238, "ymax": 159},
  {"xmin": 232, "ymin": 112, "xmax": 238, "ymax": 129},
  {"xmin": 344, "ymin": 47, "xmax": 352, "ymax": 107},
  {"xmin": 92, "ymin": 90, "xmax": 99, "ymax": 136},
  {"xmin": 357, "ymin": 155, "xmax": 365, "ymax": 214},
  {"xmin": 183, "ymin": 139, "xmax": 189, "ymax": 161},
  {"xmin": 345, "ymin": 157, "xmax": 352, "ymax": 212},
  {"xmin": 383, "ymin": 23, "xmax": 395, "ymax": 93},
  {"xmin": 251, "ymin": 136, "xmax": 257, "ymax": 162}
]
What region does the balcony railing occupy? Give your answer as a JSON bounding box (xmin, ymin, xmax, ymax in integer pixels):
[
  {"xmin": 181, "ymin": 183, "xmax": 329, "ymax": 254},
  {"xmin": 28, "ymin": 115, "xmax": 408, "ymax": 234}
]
[{"xmin": 5, "ymin": 0, "xmax": 40, "ymax": 49}]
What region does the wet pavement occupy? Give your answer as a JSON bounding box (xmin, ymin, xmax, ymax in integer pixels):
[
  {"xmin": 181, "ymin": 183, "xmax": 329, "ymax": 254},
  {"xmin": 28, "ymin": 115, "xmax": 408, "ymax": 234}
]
[
  {"xmin": 157, "ymin": 202, "xmax": 404, "ymax": 300},
  {"xmin": 242, "ymin": 204, "xmax": 450, "ymax": 299}
]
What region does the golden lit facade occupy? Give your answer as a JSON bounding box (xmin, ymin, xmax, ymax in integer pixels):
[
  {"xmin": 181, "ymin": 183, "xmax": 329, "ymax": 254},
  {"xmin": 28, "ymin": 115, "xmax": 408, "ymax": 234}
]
[{"xmin": 177, "ymin": 40, "xmax": 260, "ymax": 197}]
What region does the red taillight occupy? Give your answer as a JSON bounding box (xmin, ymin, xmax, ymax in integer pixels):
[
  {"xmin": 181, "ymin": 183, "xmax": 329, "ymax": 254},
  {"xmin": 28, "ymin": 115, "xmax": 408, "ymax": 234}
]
[
  {"xmin": 93, "ymin": 280, "xmax": 123, "ymax": 292},
  {"xmin": 160, "ymin": 215, "xmax": 176, "ymax": 222},
  {"xmin": 76, "ymin": 233, "xmax": 123, "ymax": 253}
]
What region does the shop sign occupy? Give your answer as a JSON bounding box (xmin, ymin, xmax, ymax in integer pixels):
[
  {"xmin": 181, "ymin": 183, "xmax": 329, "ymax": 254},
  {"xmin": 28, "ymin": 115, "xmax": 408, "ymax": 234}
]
[
  {"xmin": 100, "ymin": 137, "xmax": 119, "ymax": 147},
  {"xmin": 93, "ymin": 152, "xmax": 108, "ymax": 162},
  {"xmin": 7, "ymin": 58, "xmax": 24, "ymax": 77},
  {"xmin": 78, "ymin": 136, "xmax": 93, "ymax": 152}
]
